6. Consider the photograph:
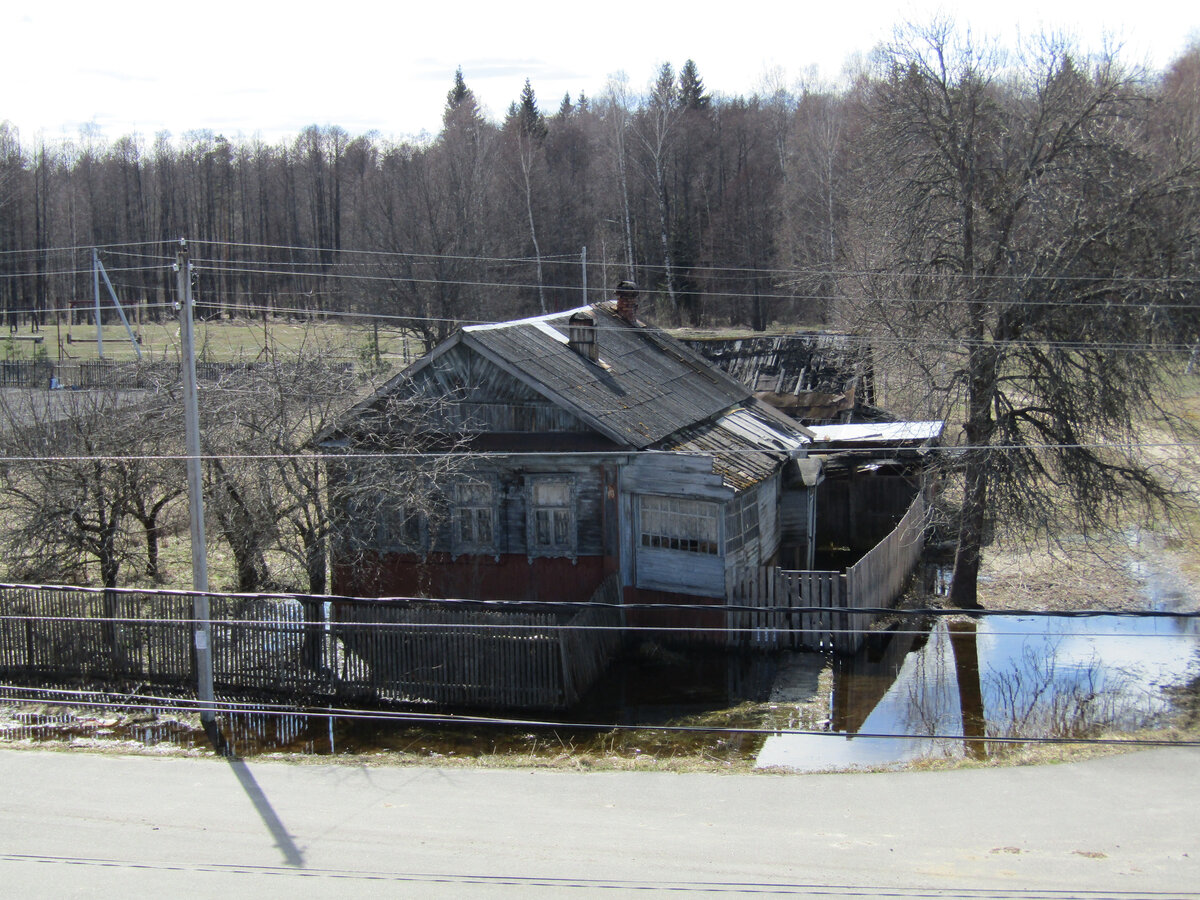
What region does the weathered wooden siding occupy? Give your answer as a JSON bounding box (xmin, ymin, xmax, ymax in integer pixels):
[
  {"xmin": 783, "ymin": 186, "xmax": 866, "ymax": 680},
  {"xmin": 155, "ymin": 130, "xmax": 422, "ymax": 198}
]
[
  {"xmin": 334, "ymin": 455, "xmax": 618, "ymax": 602},
  {"xmin": 620, "ymin": 453, "xmax": 734, "ymax": 599},
  {"xmin": 816, "ymin": 473, "xmax": 919, "ymax": 552},
  {"xmin": 757, "ymin": 473, "xmax": 781, "ymax": 562},
  {"xmin": 728, "ymin": 492, "xmax": 926, "ymax": 655},
  {"xmin": 779, "ymin": 485, "xmax": 816, "ymax": 570},
  {"xmin": 619, "ymin": 452, "xmax": 734, "ymax": 501},
  {"xmin": 410, "ymin": 344, "xmax": 594, "ymax": 434}
]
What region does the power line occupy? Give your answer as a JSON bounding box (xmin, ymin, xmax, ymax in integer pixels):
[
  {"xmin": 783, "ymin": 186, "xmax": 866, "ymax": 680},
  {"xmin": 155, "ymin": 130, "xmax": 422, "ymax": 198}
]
[
  {"xmin": 1, "ymin": 687, "xmax": 1195, "ymax": 751},
  {"xmin": 3, "ymin": 239, "xmax": 1199, "ymax": 296}
]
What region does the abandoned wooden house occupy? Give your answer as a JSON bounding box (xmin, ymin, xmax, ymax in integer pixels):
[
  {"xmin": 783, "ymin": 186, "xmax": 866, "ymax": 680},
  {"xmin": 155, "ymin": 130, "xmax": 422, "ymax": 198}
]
[
  {"xmin": 684, "ymin": 333, "xmax": 879, "ymax": 424},
  {"xmin": 321, "ymin": 295, "xmax": 822, "ymax": 639}
]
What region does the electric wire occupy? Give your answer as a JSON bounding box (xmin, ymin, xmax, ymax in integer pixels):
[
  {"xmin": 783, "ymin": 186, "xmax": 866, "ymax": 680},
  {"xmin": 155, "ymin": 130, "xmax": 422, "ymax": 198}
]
[
  {"xmin": 2, "ymin": 241, "xmax": 1198, "ymax": 312},
  {"xmin": 9, "ymin": 236, "xmax": 1193, "ymax": 287},
  {"xmin": 2, "ymin": 686, "xmax": 1196, "ymax": 751}
]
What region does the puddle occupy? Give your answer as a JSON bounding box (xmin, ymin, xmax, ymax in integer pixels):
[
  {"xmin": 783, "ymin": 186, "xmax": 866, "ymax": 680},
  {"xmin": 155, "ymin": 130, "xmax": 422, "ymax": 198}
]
[{"xmin": 757, "ymin": 612, "xmax": 1200, "ymax": 771}]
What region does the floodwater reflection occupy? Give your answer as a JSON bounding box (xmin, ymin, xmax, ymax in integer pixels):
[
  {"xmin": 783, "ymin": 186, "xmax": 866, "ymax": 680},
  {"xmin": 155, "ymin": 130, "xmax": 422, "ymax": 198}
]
[
  {"xmin": 757, "ymin": 612, "xmax": 1200, "ymax": 771},
  {"xmin": 3, "ymin": 614, "xmax": 1196, "ymax": 769}
]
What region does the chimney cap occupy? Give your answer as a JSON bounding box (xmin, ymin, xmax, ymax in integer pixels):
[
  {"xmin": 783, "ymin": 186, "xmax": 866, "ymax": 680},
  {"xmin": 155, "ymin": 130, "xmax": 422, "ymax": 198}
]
[{"xmin": 615, "ymin": 280, "xmax": 639, "ymax": 298}]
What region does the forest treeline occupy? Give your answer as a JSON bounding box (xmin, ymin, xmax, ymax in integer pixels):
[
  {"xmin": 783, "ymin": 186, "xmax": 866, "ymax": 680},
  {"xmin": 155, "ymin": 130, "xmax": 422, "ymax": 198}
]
[
  {"xmin": 1, "ymin": 29, "xmax": 1194, "ymax": 353},
  {"xmin": 0, "ymin": 21, "xmax": 1198, "ymax": 602}
]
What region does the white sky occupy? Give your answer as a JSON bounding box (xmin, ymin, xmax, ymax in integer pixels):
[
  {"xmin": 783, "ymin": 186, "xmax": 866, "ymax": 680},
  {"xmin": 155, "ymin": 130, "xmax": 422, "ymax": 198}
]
[{"xmin": 2, "ymin": 1, "xmax": 1197, "ymax": 147}]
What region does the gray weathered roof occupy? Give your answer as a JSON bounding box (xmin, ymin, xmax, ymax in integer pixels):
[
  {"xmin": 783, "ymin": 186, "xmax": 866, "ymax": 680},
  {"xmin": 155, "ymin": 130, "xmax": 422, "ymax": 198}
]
[
  {"xmin": 330, "ymin": 304, "xmax": 815, "ymax": 490},
  {"xmin": 663, "ymin": 405, "xmax": 809, "ymax": 491},
  {"xmin": 456, "ymin": 302, "xmax": 763, "ymax": 449}
]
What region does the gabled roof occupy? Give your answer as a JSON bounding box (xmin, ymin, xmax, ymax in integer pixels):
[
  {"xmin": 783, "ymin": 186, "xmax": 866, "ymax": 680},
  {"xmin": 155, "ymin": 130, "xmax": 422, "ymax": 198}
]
[
  {"xmin": 451, "ymin": 302, "xmax": 760, "ymax": 448},
  {"xmin": 328, "ymin": 303, "xmax": 814, "ymax": 489}
]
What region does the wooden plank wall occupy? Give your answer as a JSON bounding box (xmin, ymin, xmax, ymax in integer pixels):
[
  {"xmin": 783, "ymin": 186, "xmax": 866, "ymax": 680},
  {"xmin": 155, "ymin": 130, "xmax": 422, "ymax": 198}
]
[
  {"xmin": 844, "ymin": 490, "xmax": 926, "ymax": 650},
  {"xmin": 728, "ymin": 493, "xmax": 925, "ymax": 655},
  {"xmin": 727, "ymin": 567, "xmax": 845, "ymax": 652}
]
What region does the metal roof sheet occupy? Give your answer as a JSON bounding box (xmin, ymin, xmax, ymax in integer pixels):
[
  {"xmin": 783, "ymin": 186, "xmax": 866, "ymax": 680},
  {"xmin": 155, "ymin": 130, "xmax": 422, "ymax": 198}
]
[{"xmin": 808, "ymin": 421, "xmax": 945, "ymax": 445}]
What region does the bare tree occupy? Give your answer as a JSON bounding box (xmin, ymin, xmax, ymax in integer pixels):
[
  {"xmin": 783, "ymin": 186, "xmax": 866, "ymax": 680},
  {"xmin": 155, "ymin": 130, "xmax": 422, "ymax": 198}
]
[
  {"xmin": 0, "ymin": 387, "xmax": 182, "ymax": 588},
  {"xmin": 634, "ymin": 63, "xmax": 682, "ymax": 314},
  {"xmin": 849, "ymin": 22, "xmax": 1200, "ymax": 607},
  {"xmin": 191, "ymin": 332, "xmax": 466, "ymax": 595},
  {"xmin": 601, "ymin": 73, "xmax": 638, "ymax": 281}
]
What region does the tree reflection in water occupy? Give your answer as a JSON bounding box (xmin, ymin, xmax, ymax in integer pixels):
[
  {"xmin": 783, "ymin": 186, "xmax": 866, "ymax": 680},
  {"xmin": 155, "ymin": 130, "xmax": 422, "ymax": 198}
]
[{"xmin": 760, "ymin": 612, "xmax": 1196, "ymax": 772}]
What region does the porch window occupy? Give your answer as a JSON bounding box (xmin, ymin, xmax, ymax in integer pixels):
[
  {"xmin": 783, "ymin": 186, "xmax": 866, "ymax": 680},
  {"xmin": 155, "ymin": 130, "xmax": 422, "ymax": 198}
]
[
  {"xmin": 453, "ymin": 481, "xmax": 497, "ymax": 554},
  {"xmin": 639, "ymin": 495, "xmax": 720, "ymax": 555},
  {"xmin": 527, "ymin": 477, "xmax": 575, "ymax": 557}
]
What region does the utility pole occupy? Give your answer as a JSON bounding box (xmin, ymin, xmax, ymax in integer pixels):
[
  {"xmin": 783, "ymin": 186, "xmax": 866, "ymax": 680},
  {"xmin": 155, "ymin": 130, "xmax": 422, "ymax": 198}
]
[
  {"xmin": 176, "ymin": 240, "xmax": 215, "ymax": 726},
  {"xmin": 581, "ymin": 246, "xmax": 587, "ymax": 305},
  {"xmin": 92, "ymin": 248, "xmax": 104, "ymax": 359}
]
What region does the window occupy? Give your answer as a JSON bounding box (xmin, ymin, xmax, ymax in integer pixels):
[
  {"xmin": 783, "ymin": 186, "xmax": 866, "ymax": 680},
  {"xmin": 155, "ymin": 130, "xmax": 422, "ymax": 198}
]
[
  {"xmin": 454, "ymin": 481, "xmax": 497, "ymax": 554},
  {"xmin": 379, "ymin": 503, "xmax": 424, "ymax": 552},
  {"xmin": 339, "ymin": 492, "xmax": 423, "ymax": 554},
  {"xmin": 639, "ymin": 495, "xmax": 720, "ymax": 555},
  {"xmin": 527, "ymin": 478, "xmax": 575, "ymax": 557}
]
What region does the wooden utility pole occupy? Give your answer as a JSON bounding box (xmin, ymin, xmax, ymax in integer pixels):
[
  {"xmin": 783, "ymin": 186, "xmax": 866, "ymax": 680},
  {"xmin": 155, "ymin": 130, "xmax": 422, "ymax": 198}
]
[{"xmin": 177, "ymin": 240, "xmax": 215, "ymax": 725}]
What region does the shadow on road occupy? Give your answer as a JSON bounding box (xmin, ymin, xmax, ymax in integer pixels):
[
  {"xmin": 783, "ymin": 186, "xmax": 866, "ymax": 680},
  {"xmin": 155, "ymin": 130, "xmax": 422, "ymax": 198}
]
[{"xmin": 205, "ymin": 720, "xmax": 304, "ymax": 868}]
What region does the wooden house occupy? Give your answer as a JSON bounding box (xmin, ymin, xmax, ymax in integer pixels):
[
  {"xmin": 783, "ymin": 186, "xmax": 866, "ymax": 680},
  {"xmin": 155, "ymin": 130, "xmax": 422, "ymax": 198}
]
[{"xmin": 321, "ymin": 297, "xmax": 819, "ymax": 638}]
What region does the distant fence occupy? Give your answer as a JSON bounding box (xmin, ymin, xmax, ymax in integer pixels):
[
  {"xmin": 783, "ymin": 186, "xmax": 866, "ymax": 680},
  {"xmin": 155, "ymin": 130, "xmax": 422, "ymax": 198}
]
[
  {"xmin": 0, "ymin": 360, "xmax": 54, "ymax": 388},
  {"xmin": 0, "ymin": 576, "xmax": 623, "ymax": 711},
  {"xmin": 729, "ymin": 492, "xmax": 926, "ymax": 654}
]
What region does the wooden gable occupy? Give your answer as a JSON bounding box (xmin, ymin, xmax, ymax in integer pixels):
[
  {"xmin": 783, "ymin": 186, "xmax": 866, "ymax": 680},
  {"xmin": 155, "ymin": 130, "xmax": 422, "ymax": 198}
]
[{"xmin": 410, "ymin": 343, "xmax": 596, "ymax": 436}]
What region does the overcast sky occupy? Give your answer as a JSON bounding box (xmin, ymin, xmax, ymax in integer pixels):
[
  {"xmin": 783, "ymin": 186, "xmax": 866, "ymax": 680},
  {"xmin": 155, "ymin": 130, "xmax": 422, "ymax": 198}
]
[{"xmin": 2, "ymin": 1, "xmax": 1197, "ymax": 146}]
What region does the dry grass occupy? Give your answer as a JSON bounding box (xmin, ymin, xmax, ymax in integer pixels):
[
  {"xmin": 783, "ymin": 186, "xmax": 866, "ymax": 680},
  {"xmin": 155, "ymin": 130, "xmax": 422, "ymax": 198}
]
[
  {"xmin": 5, "ymin": 319, "xmax": 421, "ymax": 365},
  {"xmin": 976, "ymin": 531, "xmax": 1199, "ymax": 612}
]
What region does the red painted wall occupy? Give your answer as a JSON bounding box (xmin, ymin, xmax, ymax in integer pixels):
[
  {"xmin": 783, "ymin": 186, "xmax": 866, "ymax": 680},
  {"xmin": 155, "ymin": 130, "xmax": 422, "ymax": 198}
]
[{"xmin": 334, "ymin": 552, "xmax": 612, "ymax": 603}]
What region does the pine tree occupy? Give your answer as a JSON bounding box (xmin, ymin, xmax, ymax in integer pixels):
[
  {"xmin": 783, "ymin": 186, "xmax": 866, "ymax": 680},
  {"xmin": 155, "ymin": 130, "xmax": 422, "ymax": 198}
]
[
  {"xmin": 679, "ymin": 59, "xmax": 710, "ymax": 111},
  {"xmin": 443, "ymin": 67, "xmax": 482, "ymax": 132},
  {"xmin": 514, "ymin": 79, "xmax": 548, "ymax": 140},
  {"xmin": 446, "ymin": 67, "xmax": 470, "ymax": 110}
]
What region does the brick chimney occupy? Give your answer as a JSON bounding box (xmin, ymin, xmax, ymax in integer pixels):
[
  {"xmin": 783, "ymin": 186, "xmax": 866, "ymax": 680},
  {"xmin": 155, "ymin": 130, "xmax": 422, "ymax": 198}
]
[{"xmin": 614, "ymin": 280, "xmax": 640, "ymax": 323}]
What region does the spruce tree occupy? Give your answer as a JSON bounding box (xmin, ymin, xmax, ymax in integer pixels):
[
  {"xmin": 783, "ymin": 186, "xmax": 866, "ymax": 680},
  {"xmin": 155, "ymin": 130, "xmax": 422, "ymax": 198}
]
[{"xmin": 679, "ymin": 59, "xmax": 710, "ymax": 110}]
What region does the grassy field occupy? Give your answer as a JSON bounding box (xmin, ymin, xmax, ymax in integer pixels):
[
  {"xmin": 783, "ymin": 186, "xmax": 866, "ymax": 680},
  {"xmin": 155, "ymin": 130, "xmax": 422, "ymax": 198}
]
[{"xmin": 3, "ymin": 317, "xmax": 425, "ymax": 366}]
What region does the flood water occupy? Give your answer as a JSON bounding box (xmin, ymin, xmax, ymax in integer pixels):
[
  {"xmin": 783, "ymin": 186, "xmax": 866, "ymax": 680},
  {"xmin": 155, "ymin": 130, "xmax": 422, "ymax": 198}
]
[
  {"xmin": 757, "ymin": 611, "xmax": 1200, "ymax": 771},
  {"xmin": 3, "ymin": 615, "xmax": 1197, "ymax": 769}
]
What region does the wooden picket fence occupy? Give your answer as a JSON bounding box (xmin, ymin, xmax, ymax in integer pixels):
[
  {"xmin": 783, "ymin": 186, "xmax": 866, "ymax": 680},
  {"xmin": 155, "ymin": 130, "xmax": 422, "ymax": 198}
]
[
  {"xmin": 0, "ymin": 576, "xmax": 623, "ymax": 711},
  {"xmin": 729, "ymin": 493, "xmax": 926, "ymax": 654}
]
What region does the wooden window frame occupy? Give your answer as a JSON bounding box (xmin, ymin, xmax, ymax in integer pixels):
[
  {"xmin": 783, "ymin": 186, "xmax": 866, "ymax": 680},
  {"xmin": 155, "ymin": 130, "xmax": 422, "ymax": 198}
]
[
  {"xmin": 525, "ymin": 476, "xmax": 577, "ymax": 560},
  {"xmin": 452, "ymin": 478, "xmax": 499, "ymax": 557},
  {"xmin": 638, "ymin": 495, "xmax": 721, "ymax": 556}
]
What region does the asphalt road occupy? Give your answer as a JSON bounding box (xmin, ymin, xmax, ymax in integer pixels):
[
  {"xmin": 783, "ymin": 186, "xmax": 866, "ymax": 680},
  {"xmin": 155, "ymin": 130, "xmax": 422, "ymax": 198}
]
[{"xmin": 0, "ymin": 745, "xmax": 1197, "ymax": 898}]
